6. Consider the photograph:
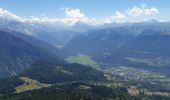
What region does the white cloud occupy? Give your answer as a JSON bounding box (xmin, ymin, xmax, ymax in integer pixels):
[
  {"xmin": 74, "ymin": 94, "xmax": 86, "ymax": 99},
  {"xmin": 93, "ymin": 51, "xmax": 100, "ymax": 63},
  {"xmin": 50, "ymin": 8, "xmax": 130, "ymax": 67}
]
[
  {"xmin": 0, "ymin": 8, "xmax": 24, "ymax": 22},
  {"xmin": 112, "ymin": 11, "xmax": 126, "ymax": 22},
  {"xmin": 144, "ymin": 7, "xmax": 159, "ymax": 15},
  {"xmin": 105, "ymin": 11, "xmax": 126, "ymax": 23},
  {"xmin": 63, "ymin": 8, "xmax": 87, "ymax": 25},
  {"xmin": 27, "ymin": 8, "xmax": 97, "ymax": 26},
  {"xmin": 0, "ymin": 6, "xmax": 159, "ymax": 27},
  {"xmin": 0, "ymin": 8, "xmax": 126, "ymax": 26},
  {"xmin": 127, "ymin": 6, "xmax": 143, "ymax": 16},
  {"xmin": 65, "ymin": 8, "xmax": 85, "ymax": 19},
  {"xmin": 0, "ymin": 8, "xmax": 90, "ymax": 26},
  {"xmin": 61, "ymin": 8, "xmax": 102, "ymax": 26},
  {"xmin": 127, "ymin": 5, "xmax": 159, "ymax": 16}
]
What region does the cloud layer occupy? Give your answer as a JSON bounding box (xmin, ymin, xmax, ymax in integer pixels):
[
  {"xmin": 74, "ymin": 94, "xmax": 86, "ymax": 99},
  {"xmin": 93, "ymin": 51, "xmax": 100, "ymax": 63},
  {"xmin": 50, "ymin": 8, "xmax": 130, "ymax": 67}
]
[
  {"xmin": 0, "ymin": 4, "xmax": 159, "ymax": 26},
  {"xmin": 127, "ymin": 5, "xmax": 159, "ymax": 16},
  {"xmin": 0, "ymin": 8, "xmax": 23, "ymax": 21},
  {"xmin": 105, "ymin": 11, "xmax": 126, "ymax": 23}
]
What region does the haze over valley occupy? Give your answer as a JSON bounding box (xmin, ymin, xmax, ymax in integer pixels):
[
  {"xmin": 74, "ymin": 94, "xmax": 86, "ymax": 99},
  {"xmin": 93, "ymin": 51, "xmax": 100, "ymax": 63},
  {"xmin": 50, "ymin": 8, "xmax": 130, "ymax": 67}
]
[{"xmin": 0, "ymin": 0, "xmax": 170, "ymax": 100}]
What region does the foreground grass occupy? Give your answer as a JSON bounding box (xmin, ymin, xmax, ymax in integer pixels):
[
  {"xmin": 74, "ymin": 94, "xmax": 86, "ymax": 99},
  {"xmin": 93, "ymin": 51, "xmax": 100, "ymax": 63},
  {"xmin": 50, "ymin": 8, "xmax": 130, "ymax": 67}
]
[{"xmin": 15, "ymin": 77, "xmax": 51, "ymax": 93}]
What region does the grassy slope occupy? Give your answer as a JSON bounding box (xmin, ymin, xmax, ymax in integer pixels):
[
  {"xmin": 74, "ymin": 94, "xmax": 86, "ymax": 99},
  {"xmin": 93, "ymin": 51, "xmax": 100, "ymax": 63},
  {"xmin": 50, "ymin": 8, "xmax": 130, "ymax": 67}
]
[
  {"xmin": 66, "ymin": 54, "xmax": 100, "ymax": 69},
  {"xmin": 15, "ymin": 77, "xmax": 50, "ymax": 93}
]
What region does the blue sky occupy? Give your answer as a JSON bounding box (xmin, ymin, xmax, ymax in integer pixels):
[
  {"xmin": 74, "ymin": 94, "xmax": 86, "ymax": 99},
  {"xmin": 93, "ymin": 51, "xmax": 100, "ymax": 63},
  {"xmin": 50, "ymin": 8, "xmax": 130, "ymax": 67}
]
[{"xmin": 0, "ymin": 0, "xmax": 169, "ymax": 25}]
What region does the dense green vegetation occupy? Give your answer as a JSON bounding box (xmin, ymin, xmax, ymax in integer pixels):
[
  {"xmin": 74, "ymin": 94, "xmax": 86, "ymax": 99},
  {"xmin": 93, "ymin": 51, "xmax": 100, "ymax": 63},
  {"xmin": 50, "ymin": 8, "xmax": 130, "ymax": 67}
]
[
  {"xmin": 1, "ymin": 61, "xmax": 170, "ymax": 99},
  {"xmin": 0, "ymin": 82, "xmax": 131, "ymax": 100},
  {"xmin": 66, "ymin": 54, "xmax": 100, "ymax": 69},
  {"xmin": 1, "ymin": 82, "xmax": 170, "ymax": 100},
  {"xmin": 0, "ymin": 76, "xmax": 24, "ymax": 94},
  {"xmin": 0, "ymin": 61, "xmax": 106, "ymax": 95},
  {"xmin": 21, "ymin": 61, "xmax": 105, "ymax": 84}
]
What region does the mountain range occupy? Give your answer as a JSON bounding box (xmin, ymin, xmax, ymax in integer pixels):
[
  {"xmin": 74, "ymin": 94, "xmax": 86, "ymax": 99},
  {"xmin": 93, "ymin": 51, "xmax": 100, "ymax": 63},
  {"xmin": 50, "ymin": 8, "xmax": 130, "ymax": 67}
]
[{"xmin": 1, "ymin": 16, "xmax": 170, "ymax": 99}]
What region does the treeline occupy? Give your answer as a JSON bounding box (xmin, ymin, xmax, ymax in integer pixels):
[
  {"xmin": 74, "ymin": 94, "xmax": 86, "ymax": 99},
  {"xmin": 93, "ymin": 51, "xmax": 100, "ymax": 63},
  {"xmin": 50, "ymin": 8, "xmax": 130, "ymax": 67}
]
[
  {"xmin": 21, "ymin": 61, "xmax": 106, "ymax": 84},
  {"xmin": 0, "ymin": 61, "xmax": 106, "ymax": 95},
  {"xmin": 0, "ymin": 82, "xmax": 133, "ymax": 100},
  {"xmin": 0, "ymin": 76, "xmax": 24, "ymax": 94}
]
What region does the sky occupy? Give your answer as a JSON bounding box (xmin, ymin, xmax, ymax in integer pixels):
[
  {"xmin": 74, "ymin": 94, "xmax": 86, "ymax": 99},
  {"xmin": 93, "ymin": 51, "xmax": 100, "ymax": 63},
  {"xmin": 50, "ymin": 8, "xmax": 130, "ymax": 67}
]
[{"xmin": 0, "ymin": 0, "xmax": 169, "ymax": 25}]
